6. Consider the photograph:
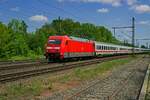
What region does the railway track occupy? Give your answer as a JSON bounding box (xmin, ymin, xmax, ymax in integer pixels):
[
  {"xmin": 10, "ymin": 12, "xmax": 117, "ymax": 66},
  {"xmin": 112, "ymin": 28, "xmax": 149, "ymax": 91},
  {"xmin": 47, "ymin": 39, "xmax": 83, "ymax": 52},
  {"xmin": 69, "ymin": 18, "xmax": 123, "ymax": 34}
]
[
  {"xmin": 0, "ymin": 59, "xmax": 46, "ymax": 70},
  {"xmin": 0, "ymin": 55, "xmax": 128, "ymax": 83},
  {"xmin": 0, "ymin": 58, "xmax": 45, "ymax": 65},
  {"xmin": 66, "ymin": 72, "xmax": 137, "ymax": 100},
  {"xmin": 63, "ymin": 57, "xmax": 149, "ymax": 100}
]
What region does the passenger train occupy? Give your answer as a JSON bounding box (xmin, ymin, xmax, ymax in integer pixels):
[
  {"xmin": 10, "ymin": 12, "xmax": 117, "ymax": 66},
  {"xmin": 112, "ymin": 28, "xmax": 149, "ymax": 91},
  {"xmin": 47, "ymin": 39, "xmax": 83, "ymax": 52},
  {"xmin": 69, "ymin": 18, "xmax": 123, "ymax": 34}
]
[{"xmin": 45, "ymin": 35, "xmax": 149, "ymax": 61}]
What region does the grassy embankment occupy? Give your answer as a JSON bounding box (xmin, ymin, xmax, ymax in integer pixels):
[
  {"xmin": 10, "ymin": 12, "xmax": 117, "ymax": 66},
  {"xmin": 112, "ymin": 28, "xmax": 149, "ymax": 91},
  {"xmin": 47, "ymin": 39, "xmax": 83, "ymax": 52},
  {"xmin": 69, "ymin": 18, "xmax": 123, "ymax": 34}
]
[
  {"xmin": 0, "ymin": 56, "xmax": 137, "ymax": 100},
  {"xmin": 0, "ymin": 55, "xmax": 44, "ymax": 61}
]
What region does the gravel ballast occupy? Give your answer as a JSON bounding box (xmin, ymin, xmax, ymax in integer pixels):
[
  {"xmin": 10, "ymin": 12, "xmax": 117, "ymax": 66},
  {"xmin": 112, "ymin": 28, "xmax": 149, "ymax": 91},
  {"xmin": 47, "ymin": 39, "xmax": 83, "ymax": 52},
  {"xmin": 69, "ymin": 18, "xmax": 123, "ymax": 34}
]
[{"xmin": 41, "ymin": 56, "xmax": 150, "ymax": 100}]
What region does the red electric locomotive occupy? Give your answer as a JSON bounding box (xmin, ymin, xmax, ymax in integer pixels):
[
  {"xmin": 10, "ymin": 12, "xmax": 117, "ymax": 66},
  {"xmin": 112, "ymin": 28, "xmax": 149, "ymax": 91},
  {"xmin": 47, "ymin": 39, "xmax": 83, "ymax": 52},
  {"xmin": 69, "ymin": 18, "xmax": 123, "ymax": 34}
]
[{"xmin": 45, "ymin": 35, "xmax": 95, "ymax": 61}]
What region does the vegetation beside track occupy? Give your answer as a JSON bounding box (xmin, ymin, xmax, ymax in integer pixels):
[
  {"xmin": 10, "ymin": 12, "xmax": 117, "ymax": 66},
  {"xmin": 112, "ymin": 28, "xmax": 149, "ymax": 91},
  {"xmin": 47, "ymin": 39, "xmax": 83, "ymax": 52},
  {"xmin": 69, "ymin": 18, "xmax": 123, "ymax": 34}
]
[
  {"xmin": 0, "ymin": 56, "xmax": 136, "ymax": 100},
  {"xmin": 0, "ymin": 55, "xmax": 44, "ymax": 61}
]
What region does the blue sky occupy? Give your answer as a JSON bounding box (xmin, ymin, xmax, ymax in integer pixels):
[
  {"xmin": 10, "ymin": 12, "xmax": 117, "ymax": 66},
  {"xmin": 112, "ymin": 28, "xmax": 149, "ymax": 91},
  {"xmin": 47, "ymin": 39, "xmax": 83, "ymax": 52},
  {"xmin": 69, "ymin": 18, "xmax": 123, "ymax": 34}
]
[{"xmin": 0, "ymin": 0, "xmax": 150, "ymax": 46}]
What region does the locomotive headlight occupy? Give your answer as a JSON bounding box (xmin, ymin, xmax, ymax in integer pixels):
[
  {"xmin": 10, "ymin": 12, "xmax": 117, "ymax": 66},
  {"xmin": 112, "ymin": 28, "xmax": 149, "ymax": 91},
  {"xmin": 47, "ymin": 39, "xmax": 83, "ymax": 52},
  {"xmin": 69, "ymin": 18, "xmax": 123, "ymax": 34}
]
[
  {"xmin": 46, "ymin": 47, "xmax": 52, "ymax": 49},
  {"xmin": 55, "ymin": 47, "xmax": 60, "ymax": 49},
  {"xmin": 46, "ymin": 47, "xmax": 60, "ymax": 49}
]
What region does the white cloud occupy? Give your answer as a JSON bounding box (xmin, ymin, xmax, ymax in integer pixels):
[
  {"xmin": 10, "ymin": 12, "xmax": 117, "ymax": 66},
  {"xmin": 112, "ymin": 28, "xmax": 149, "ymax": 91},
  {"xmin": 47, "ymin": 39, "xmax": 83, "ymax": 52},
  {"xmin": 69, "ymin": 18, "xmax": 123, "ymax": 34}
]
[
  {"xmin": 10, "ymin": 7, "xmax": 20, "ymax": 12},
  {"xmin": 29, "ymin": 15, "xmax": 48, "ymax": 22},
  {"xmin": 102, "ymin": 0, "xmax": 122, "ymax": 7},
  {"xmin": 138, "ymin": 20, "xmax": 150, "ymax": 25},
  {"xmin": 132, "ymin": 4, "xmax": 150, "ymax": 13},
  {"xmin": 58, "ymin": 0, "xmax": 122, "ymax": 7},
  {"xmin": 97, "ymin": 8, "xmax": 109, "ymax": 13},
  {"xmin": 86, "ymin": 0, "xmax": 122, "ymax": 7},
  {"xmin": 127, "ymin": 0, "xmax": 137, "ymax": 5}
]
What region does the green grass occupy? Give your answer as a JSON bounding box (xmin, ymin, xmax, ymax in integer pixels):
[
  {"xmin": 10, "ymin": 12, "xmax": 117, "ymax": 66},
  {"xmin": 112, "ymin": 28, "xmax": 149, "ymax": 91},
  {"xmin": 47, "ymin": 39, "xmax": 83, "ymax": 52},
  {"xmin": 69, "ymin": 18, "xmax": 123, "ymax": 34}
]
[
  {"xmin": 73, "ymin": 57, "xmax": 134, "ymax": 80},
  {"xmin": 9, "ymin": 55, "xmax": 44, "ymax": 61},
  {"xmin": 57, "ymin": 57, "xmax": 135, "ymax": 82},
  {"xmin": 0, "ymin": 55, "xmax": 44, "ymax": 61},
  {"xmin": 0, "ymin": 79, "xmax": 52, "ymax": 100},
  {"xmin": 58, "ymin": 74, "xmax": 72, "ymax": 83}
]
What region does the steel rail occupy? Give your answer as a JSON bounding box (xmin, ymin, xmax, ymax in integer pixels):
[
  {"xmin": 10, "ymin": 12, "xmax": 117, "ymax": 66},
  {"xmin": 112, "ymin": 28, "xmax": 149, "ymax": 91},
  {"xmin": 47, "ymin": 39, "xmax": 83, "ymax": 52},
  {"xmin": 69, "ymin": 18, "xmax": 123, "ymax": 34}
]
[{"xmin": 0, "ymin": 56, "xmax": 128, "ymax": 83}]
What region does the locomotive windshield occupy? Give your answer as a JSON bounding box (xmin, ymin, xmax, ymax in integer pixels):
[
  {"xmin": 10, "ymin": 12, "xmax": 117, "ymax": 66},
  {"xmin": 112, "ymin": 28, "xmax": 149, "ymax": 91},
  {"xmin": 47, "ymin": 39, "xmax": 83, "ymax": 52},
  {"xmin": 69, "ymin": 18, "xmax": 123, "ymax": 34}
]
[{"xmin": 48, "ymin": 39, "xmax": 61, "ymax": 44}]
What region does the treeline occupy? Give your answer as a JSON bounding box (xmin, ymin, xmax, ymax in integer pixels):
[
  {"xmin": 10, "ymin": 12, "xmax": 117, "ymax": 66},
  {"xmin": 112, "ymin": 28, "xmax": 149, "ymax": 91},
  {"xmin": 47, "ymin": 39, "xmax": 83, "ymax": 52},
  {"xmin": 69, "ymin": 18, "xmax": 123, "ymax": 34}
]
[{"xmin": 0, "ymin": 18, "xmax": 119, "ymax": 59}]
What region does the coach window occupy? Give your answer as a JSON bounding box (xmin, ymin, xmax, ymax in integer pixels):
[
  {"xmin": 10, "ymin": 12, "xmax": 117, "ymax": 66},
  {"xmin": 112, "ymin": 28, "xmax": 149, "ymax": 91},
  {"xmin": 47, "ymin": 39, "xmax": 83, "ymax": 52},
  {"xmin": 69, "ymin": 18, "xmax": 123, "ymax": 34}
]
[
  {"xmin": 99, "ymin": 46, "xmax": 101, "ymax": 49},
  {"xmin": 96, "ymin": 46, "xmax": 98, "ymax": 49}
]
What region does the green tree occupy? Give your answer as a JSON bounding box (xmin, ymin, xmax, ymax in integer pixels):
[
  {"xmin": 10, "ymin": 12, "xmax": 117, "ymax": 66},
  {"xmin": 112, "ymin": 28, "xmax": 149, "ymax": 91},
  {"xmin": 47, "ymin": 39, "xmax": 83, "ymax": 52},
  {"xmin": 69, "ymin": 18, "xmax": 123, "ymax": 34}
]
[
  {"xmin": 7, "ymin": 19, "xmax": 29, "ymax": 57},
  {"xmin": 8, "ymin": 19, "xmax": 27, "ymax": 34},
  {"xmin": 0, "ymin": 22, "xmax": 14, "ymax": 58}
]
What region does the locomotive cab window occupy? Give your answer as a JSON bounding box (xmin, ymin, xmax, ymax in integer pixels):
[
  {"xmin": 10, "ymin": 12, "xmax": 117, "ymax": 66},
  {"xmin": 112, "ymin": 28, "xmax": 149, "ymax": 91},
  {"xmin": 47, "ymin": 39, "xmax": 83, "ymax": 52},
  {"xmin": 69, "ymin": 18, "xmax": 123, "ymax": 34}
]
[{"xmin": 48, "ymin": 40, "xmax": 61, "ymax": 44}]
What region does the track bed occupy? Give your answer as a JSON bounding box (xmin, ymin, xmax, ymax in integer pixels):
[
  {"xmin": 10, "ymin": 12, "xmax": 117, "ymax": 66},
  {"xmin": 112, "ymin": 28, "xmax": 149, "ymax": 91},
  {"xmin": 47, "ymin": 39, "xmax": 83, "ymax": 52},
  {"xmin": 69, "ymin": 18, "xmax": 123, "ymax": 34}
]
[{"xmin": 42, "ymin": 56, "xmax": 150, "ymax": 100}]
